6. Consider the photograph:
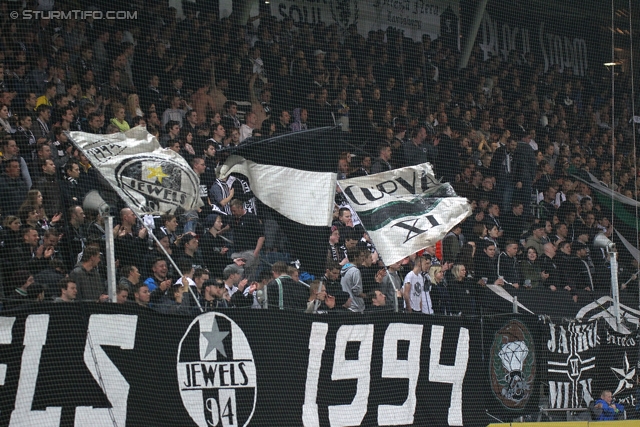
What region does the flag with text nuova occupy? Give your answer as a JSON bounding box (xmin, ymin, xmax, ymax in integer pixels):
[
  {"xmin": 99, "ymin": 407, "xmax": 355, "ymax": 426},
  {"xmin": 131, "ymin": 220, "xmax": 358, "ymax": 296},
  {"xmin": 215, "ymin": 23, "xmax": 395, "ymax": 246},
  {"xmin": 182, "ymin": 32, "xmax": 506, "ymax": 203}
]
[
  {"xmin": 338, "ymin": 163, "xmax": 472, "ymax": 265},
  {"xmin": 68, "ymin": 127, "xmax": 202, "ymax": 216}
]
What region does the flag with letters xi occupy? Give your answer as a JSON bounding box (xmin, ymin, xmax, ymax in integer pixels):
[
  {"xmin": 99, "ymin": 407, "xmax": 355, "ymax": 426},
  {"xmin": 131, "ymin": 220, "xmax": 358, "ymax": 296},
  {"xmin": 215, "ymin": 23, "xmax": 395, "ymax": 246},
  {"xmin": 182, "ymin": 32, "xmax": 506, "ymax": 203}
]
[
  {"xmin": 338, "ymin": 163, "xmax": 472, "ymax": 265},
  {"xmin": 67, "ymin": 127, "xmax": 203, "ymax": 216}
]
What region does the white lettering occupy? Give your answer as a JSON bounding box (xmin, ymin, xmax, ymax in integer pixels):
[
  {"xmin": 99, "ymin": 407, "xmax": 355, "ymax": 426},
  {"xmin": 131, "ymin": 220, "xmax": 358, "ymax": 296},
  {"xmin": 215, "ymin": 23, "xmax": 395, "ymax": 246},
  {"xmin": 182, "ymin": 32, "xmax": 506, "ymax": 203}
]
[
  {"xmin": 378, "ymin": 323, "xmax": 423, "ymax": 425},
  {"xmin": 75, "ymin": 314, "xmax": 138, "ymax": 427},
  {"xmin": 328, "ymin": 325, "xmax": 374, "ymax": 427},
  {"xmin": 547, "ymin": 323, "xmax": 556, "ymax": 352},
  {"xmin": 0, "ymin": 317, "xmax": 15, "ymax": 386},
  {"xmin": 428, "ymin": 325, "xmax": 469, "ymax": 426},
  {"xmin": 218, "ymin": 389, "xmax": 237, "ymax": 427},
  {"xmin": 579, "ymin": 378, "xmax": 593, "ymax": 406},
  {"xmin": 302, "ymin": 322, "xmax": 328, "ymax": 427},
  {"xmin": 549, "ymin": 381, "xmax": 570, "ymax": 408},
  {"xmin": 482, "ymin": 13, "xmax": 586, "ymax": 76},
  {"xmin": 9, "ymin": 315, "xmax": 62, "ymax": 427}
]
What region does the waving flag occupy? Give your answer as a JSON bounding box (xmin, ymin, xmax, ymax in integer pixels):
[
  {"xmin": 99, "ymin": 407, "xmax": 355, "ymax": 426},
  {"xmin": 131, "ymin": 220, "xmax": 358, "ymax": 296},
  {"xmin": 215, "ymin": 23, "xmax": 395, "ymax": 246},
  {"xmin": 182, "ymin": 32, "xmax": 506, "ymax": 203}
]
[
  {"xmin": 218, "ymin": 155, "xmax": 336, "ymax": 227},
  {"xmin": 67, "ymin": 127, "xmax": 202, "ymax": 216},
  {"xmin": 338, "ymin": 163, "xmax": 472, "ymax": 265},
  {"xmin": 572, "ymin": 170, "xmax": 640, "ymax": 266},
  {"xmin": 218, "ymin": 127, "xmax": 348, "ymax": 275}
]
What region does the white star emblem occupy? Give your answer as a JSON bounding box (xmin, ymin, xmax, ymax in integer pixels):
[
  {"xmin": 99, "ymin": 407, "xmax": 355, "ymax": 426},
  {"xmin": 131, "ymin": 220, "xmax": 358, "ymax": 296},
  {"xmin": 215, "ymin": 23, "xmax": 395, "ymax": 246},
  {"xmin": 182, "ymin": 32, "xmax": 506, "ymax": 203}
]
[
  {"xmin": 201, "ymin": 318, "xmax": 229, "ymax": 359},
  {"xmin": 610, "ymin": 352, "xmax": 636, "ymax": 396}
]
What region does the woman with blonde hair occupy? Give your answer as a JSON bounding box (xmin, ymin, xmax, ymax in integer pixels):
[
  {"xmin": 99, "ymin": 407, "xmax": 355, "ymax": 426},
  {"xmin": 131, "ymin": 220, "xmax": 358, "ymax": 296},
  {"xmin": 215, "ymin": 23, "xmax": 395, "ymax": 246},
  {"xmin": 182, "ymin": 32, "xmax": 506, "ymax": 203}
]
[
  {"xmin": 125, "ymin": 94, "xmax": 144, "ymax": 122},
  {"xmin": 110, "ymin": 103, "xmax": 130, "ymax": 132},
  {"xmin": 429, "ymin": 265, "xmax": 453, "ymax": 315}
]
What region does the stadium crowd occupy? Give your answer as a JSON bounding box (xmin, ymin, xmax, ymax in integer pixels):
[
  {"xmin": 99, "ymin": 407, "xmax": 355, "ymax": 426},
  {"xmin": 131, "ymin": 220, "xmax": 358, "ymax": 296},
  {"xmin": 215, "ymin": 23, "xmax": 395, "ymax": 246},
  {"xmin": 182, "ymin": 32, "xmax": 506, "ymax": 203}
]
[{"xmin": 0, "ymin": 0, "xmax": 638, "ymax": 315}]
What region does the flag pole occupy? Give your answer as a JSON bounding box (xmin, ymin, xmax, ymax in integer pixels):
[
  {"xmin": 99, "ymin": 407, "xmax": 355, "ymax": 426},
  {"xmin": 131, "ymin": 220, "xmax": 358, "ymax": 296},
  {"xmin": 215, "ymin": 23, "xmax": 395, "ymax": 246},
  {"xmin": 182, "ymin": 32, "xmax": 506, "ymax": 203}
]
[
  {"xmin": 104, "ymin": 215, "xmax": 117, "ymax": 302},
  {"xmin": 65, "ymin": 131, "xmax": 203, "ymax": 312},
  {"xmin": 384, "ymin": 265, "xmax": 399, "ymax": 313},
  {"xmin": 130, "ymin": 210, "xmax": 203, "ymax": 313}
]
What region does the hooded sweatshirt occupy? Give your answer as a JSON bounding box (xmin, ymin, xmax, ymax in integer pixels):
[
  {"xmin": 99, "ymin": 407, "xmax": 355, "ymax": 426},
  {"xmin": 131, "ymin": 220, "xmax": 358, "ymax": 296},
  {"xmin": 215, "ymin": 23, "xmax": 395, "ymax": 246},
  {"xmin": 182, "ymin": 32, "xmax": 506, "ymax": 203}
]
[{"xmin": 341, "ymin": 263, "xmax": 364, "ymax": 313}]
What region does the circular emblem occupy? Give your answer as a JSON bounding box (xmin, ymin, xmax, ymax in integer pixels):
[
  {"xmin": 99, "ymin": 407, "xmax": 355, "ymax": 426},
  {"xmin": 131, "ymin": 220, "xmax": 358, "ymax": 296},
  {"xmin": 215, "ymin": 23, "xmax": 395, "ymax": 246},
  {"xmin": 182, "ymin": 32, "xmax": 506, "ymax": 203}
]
[
  {"xmin": 115, "ymin": 155, "xmax": 200, "ymax": 214},
  {"xmin": 177, "ymin": 312, "xmax": 256, "ymax": 427},
  {"xmin": 490, "ymin": 319, "xmax": 536, "ymax": 409}
]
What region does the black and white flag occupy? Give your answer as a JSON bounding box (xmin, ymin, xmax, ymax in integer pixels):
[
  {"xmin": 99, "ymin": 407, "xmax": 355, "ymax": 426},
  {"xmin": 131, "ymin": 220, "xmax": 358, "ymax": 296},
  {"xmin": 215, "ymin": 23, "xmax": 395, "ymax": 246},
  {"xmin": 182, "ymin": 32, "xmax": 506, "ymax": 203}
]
[
  {"xmin": 67, "ymin": 127, "xmax": 203, "ymax": 216},
  {"xmin": 219, "ymin": 155, "xmax": 336, "ymax": 226},
  {"xmin": 338, "ymin": 163, "xmax": 472, "ymax": 265}
]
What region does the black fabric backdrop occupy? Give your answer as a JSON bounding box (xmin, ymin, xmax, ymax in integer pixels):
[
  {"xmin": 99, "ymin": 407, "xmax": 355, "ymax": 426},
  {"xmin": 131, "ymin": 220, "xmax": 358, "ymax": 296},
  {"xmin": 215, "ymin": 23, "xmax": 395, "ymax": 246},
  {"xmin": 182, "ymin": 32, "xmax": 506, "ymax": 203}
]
[{"xmin": 0, "ymin": 303, "xmax": 634, "ymax": 426}]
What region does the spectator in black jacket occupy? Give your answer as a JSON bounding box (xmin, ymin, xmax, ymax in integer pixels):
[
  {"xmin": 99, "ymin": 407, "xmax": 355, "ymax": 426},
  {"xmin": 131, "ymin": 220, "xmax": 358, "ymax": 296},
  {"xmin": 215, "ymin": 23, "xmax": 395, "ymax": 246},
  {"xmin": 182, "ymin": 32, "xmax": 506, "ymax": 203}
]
[
  {"xmin": 513, "ymin": 136, "xmax": 537, "ymax": 211},
  {"xmin": 435, "ymin": 124, "xmax": 460, "ymax": 183},
  {"xmin": 475, "ymin": 240, "xmax": 499, "ymax": 284},
  {"xmin": 501, "ymin": 202, "xmax": 528, "ymax": 241},
  {"xmin": 61, "ymin": 159, "xmax": 84, "ymax": 206},
  {"xmin": 0, "ymin": 159, "xmax": 28, "ymax": 216},
  {"xmin": 570, "ymin": 241, "xmax": 596, "ymax": 296},
  {"xmin": 496, "ymin": 240, "xmax": 521, "ymax": 289},
  {"xmin": 321, "ymin": 261, "xmax": 349, "ymax": 309}
]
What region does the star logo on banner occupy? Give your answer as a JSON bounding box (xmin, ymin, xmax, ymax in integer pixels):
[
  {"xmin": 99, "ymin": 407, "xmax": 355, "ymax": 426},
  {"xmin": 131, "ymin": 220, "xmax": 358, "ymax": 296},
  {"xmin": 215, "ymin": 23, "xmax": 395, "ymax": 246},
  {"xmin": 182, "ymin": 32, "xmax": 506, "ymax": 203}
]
[
  {"xmin": 146, "ymin": 165, "xmax": 169, "ymax": 183},
  {"xmin": 610, "ymin": 352, "xmax": 636, "ymax": 396},
  {"xmin": 201, "ymin": 318, "xmax": 229, "ymax": 359}
]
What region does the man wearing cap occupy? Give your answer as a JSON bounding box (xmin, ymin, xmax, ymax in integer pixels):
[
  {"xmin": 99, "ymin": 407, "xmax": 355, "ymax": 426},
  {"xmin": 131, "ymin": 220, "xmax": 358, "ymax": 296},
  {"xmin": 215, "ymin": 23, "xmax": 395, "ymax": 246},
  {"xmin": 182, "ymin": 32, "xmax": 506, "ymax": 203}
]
[
  {"xmin": 229, "ymin": 199, "xmax": 265, "ymax": 281},
  {"xmin": 202, "ymin": 280, "xmax": 229, "ymax": 310},
  {"xmin": 222, "ymin": 264, "xmax": 255, "ymax": 307}
]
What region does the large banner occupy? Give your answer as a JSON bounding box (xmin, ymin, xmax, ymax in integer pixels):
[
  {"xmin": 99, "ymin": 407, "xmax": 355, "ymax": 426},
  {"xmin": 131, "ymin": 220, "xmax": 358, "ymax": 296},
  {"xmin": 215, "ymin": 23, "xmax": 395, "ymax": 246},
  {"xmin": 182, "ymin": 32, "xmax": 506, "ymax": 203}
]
[
  {"xmin": 0, "ymin": 304, "xmax": 547, "ymax": 427},
  {"xmin": 479, "ymin": 4, "xmax": 595, "ymax": 76},
  {"xmin": 542, "ymin": 316, "xmax": 640, "ymax": 414},
  {"xmin": 270, "ymin": 0, "xmax": 460, "ymax": 42}
]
